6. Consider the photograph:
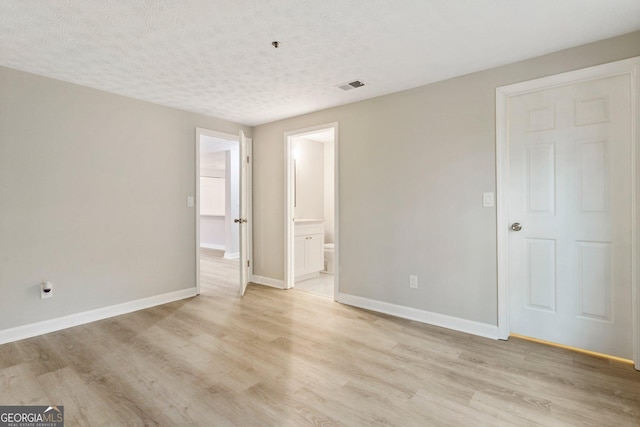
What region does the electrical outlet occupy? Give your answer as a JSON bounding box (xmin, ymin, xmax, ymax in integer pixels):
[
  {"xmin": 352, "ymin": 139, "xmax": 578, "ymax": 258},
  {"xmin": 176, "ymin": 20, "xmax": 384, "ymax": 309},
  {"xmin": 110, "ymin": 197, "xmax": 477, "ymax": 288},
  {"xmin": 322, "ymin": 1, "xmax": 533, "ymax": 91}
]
[
  {"xmin": 409, "ymin": 275, "xmax": 418, "ymax": 289},
  {"xmin": 41, "ymin": 281, "xmax": 53, "ymax": 299},
  {"xmin": 187, "ymin": 196, "xmax": 194, "ymax": 207}
]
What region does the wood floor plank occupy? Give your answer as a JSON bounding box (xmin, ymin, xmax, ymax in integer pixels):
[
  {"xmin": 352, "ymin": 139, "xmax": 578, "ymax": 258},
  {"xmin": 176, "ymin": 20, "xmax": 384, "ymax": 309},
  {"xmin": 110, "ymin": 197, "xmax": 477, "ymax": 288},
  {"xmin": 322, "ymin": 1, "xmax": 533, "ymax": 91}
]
[
  {"xmin": 43, "ymin": 327, "xmax": 163, "ymax": 426},
  {"xmin": 0, "ymin": 363, "xmax": 50, "ymax": 405},
  {"xmin": 37, "ymin": 367, "xmax": 122, "ymax": 427},
  {"xmin": 410, "ymin": 391, "xmax": 510, "ymax": 427},
  {"xmin": 0, "ymin": 249, "xmax": 638, "ymax": 425},
  {"xmin": 13, "ymin": 336, "xmax": 68, "ymax": 376},
  {"xmin": 0, "ymin": 342, "xmax": 23, "ymax": 370}
]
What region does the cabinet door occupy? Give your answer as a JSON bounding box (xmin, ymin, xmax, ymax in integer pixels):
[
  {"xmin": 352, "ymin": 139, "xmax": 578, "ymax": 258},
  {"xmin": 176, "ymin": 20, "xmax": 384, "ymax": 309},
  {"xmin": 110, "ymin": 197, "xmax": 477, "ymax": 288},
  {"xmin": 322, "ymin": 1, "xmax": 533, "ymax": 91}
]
[
  {"xmin": 294, "ymin": 235, "xmax": 307, "ymax": 276},
  {"xmin": 306, "ymin": 235, "xmax": 325, "ymax": 273}
]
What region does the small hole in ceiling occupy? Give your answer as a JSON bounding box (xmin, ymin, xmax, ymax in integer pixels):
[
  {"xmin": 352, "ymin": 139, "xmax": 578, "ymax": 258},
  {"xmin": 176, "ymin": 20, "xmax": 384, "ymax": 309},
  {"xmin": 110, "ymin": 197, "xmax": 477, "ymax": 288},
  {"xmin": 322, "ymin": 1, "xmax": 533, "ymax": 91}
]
[{"xmin": 272, "ymin": 41, "xmax": 280, "ymax": 48}]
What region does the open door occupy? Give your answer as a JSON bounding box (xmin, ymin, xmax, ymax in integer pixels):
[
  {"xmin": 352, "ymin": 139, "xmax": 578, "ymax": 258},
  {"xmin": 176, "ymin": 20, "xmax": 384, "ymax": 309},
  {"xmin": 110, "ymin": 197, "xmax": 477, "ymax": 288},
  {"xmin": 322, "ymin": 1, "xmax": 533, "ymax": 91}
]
[
  {"xmin": 196, "ymin": 127, "xmax": 251, "ymax": 297},
  {"xmin": 238, "ymin": 130, "xmax": 249, "ymax": 295}
]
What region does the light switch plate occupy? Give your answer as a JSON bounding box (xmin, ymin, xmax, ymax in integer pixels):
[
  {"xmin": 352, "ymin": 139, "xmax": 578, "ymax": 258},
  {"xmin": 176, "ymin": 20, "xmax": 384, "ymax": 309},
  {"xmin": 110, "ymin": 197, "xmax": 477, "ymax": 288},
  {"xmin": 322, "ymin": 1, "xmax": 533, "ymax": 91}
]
[
  {"xmin": 483, "ymin": 192, "xmax": 494, "ymax": 208},
  {"xmin": 409, "ymin": 275, "xmax": 418, "ymax": 289}
]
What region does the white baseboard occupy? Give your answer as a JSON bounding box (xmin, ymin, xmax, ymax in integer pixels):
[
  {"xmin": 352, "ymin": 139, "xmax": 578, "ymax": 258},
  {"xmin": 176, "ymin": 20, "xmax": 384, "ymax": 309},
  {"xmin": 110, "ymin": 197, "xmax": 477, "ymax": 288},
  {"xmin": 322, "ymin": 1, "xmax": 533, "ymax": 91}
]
[
  {"xmin": 0, "ymin": 288, "xmax": 198, "ymax": 345},
  {"xmin": 336, "ymin": 292, "xmax": 499, "ymax": 340},
  {"xmin": 295, "ymin": 271, "xmax": 320, "ymax": 282},
  {"xmin": 200, "ymin": 243, "xmax": 225, "ymax": 250},
  {"xmin": 250, "ymin": 275, "xmax": 286, "ymax": 289},
  {"xmin": 223, "ymin": 252, "xmax": 239, "ymax": 259}
]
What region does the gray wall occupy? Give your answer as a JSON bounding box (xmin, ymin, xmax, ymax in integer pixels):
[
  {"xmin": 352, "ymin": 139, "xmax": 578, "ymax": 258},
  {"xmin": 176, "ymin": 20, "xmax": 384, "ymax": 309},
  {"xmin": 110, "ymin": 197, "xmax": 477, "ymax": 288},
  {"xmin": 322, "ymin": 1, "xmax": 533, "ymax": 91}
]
[
  {"xmin": 252, "ymin": 31, "xmax": 640, "ymax": 326},
  {"xmin": 0, "ymin": 66, "xmax": 250, "ymax": 330}
]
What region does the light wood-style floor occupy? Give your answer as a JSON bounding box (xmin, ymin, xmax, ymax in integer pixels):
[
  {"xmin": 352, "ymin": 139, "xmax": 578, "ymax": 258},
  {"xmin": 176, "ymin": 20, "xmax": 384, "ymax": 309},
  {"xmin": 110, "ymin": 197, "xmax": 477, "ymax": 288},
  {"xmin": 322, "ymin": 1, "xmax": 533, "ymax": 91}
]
[{"xmin": 1, "ymin": 250, "xmax": 639, "ymax": 426}]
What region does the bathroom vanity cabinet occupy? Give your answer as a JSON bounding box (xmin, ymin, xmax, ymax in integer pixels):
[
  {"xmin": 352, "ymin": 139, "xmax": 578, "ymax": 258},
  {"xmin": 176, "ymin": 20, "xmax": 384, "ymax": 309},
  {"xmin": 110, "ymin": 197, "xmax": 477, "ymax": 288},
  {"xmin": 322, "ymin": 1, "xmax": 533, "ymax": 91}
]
[{"xmin": 294, "ymin": 221, "xmax": 324, "ymax": 281}]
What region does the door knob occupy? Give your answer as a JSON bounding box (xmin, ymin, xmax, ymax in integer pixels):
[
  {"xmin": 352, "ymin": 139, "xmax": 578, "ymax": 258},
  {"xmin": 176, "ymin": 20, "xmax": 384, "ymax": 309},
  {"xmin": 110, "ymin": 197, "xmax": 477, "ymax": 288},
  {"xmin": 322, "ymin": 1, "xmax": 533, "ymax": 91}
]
[{"xmin": 511, "ymin": 222, "xmax": 522, "ymax": 231}]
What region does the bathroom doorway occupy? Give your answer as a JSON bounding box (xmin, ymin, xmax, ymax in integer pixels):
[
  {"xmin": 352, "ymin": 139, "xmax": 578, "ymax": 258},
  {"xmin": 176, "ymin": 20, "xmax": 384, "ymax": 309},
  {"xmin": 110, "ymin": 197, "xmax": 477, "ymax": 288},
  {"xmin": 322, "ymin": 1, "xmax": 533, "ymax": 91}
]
[{"xmin": 284, "ymin": 123, "xmax": 338, "ymax": 298}]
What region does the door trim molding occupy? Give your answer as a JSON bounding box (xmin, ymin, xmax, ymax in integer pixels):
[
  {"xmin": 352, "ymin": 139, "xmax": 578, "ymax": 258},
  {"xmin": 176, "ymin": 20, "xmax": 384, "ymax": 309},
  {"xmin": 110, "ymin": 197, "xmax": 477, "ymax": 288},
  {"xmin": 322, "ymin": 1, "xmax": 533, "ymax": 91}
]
[
  {"xmin": 284, "ymin": 123, "xmax": 339, "ymax": 294},
  {"xmin": 495, "ymin": 56, "xmax": 640, "ymax": 369}
]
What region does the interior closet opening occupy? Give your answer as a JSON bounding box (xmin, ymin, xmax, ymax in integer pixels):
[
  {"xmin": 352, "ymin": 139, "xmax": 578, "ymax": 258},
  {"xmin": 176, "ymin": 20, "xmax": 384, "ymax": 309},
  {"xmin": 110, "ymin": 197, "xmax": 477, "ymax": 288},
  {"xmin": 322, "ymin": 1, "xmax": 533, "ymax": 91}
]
[{"xmin": 196, "ymin": 130, "xmax": 243, "ymax": 295}]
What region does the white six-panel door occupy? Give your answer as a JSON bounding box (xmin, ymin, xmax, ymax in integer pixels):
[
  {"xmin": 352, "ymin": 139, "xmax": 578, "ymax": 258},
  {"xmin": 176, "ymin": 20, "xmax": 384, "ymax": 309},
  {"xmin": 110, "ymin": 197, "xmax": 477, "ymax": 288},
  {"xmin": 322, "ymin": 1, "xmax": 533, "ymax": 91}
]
[{"xmin": 508, "ymin": 74, "xmax": 633, "ymax": 358}]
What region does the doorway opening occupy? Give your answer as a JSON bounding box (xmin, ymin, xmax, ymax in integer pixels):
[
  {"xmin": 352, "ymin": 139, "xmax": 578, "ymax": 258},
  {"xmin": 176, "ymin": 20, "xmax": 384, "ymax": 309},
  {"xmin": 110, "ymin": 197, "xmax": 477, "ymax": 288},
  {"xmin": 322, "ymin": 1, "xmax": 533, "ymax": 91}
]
[
  {"xmin": 196, "ymin": 128, "xmax": 252, "ymax": 296},
  {"xmin": 285, "ymin": 124, "xmax": 339, "ymax": 298}
]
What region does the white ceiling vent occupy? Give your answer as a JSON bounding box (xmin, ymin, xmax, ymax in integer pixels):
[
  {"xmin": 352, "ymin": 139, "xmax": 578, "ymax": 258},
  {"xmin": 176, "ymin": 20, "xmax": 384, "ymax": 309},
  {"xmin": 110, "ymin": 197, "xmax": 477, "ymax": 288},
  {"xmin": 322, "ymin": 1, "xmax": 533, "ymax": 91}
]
[{"xmin": 337, "ymin": 80, "xmax": 366, "ymax": 91}]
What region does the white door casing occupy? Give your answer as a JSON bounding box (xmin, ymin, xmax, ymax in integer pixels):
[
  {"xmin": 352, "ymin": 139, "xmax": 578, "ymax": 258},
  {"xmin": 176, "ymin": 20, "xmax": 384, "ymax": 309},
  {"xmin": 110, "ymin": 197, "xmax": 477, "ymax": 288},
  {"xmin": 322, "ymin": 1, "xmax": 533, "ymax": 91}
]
[
  {"xmin": 239, "ymin": 130, "xmax": 249, "ymax": 296},
  {"xmin": 496, "ymin": 57, "xmax": 640, "ymax": 368}
]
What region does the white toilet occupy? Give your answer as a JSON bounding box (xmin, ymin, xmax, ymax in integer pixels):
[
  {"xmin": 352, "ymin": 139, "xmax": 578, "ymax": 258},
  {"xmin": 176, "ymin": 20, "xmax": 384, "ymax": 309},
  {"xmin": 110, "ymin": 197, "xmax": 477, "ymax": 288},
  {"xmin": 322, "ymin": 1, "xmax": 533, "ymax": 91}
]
[{"xmin": 324, "ymin": 243, "xmax": 335, "ymax": 274}]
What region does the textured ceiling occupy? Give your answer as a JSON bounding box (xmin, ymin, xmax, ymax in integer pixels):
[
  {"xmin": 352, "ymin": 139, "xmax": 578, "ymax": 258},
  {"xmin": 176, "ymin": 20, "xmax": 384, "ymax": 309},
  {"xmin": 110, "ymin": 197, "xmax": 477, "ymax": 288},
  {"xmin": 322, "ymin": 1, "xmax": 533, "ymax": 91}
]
[{"xmin": 1, "ymin": 1, "xmax": 639, "ymax": 126}]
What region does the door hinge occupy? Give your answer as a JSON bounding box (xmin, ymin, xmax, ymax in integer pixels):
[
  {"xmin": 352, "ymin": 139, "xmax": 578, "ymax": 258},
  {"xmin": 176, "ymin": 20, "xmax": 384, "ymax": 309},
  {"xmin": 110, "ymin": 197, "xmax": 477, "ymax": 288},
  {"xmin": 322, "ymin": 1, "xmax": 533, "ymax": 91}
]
[
  {"xmin": 247, "ymin": 260, "xmax": 250, "ymax": 267},
  {"xmin": 246, "ymin": 156, "xmax": 250, "ymax": 163}
]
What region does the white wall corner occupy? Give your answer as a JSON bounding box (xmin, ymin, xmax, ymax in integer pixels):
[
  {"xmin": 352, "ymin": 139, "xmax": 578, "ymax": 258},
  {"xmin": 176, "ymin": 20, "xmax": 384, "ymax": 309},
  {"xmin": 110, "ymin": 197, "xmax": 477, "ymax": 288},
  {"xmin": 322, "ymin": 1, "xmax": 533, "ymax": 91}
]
[
  {"xmin": 250, "ymin": 275, "xmax": 287, "ymax": 290},
  {"xmin": 223, "ymin": 252, "xmax": 240, "ymax": 259},
  {"xmin": 200, "ymin": 243, "xmax": 226, "ymax": 251},
  {"xmin": 0, "ymin": 287, "xmax": 198, "ymax": 345},
  {"xmin": 336, "ymin": 292, "xmax": 499, "ymax": 340}
]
